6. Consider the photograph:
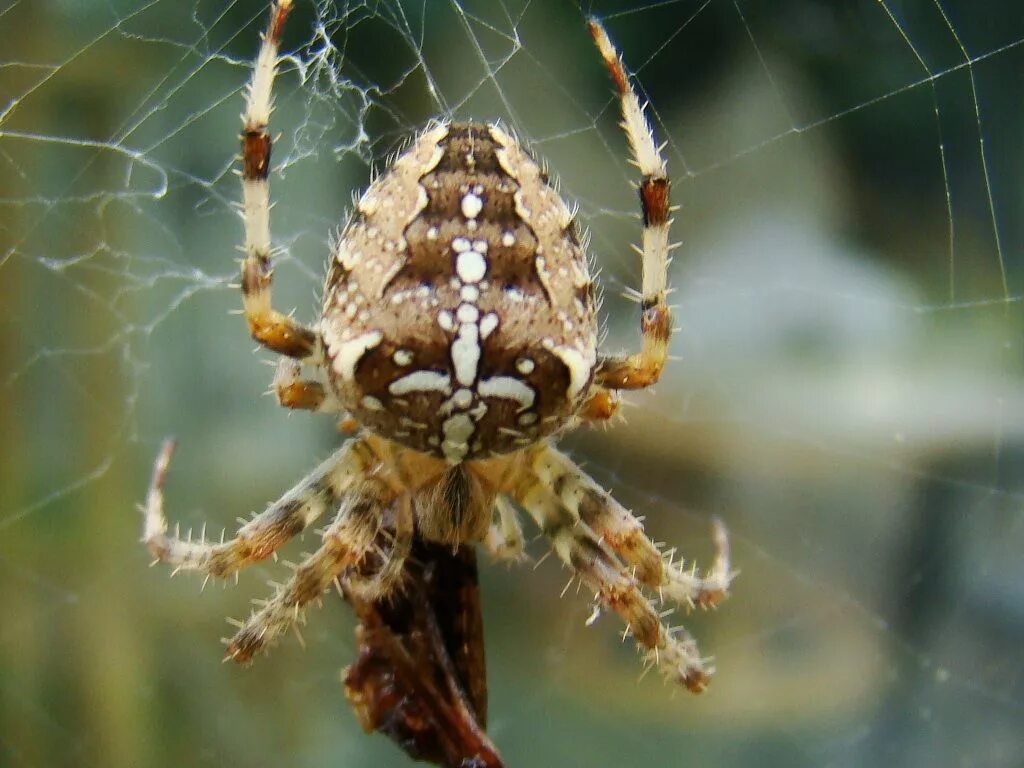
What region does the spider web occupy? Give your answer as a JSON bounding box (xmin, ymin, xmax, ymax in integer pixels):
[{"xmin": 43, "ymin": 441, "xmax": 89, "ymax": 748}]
[{"xmin": 1, "ymin": 1, "xmax": 1022, "ymax": 766}]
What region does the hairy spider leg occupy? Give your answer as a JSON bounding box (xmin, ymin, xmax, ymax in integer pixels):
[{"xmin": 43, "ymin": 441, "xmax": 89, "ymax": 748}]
[
  {"xmin": 143, "ymin": 438, "xmax": 368, "ymax": 578},
  {"xmin": 271, "ymin": 358, "xmax": 346, "ymax": 412},
  {"xmin": 588, "ymin": 18, "xmax": 674, "ymax": 391},
  {"xmin": 531, "ymin": 446, "xmax": 733, "ymax": 610},
  {"xmin": 344, "ymin": 493, "xmax": 415, "ymax": 602},
  {"xmin": 514, "ymin": 473, "xmax": 713, "ymax": 692},
  {"xmin": 239, "ymin": 0, "xmax": 319, "ymax": 361},
  {"xmin": 579, "ymin": 386, "xmax": 622, "ymax": 424},
  {"xmin": 225, "ymin": 489, "xmax": 406, "ymax": 663},
  {"xmin": 483, "ymin": 496, "xmax": 527, "ymax": 563}
]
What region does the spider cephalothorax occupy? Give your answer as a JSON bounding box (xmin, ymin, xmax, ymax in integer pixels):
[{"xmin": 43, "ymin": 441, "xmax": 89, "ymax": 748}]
[{"xmin": 144, "ymin": 0, "xmax": 733, "ymax": 694}]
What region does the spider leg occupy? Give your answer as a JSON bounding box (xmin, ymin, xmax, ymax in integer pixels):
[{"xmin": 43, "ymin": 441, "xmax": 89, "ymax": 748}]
[
  {"xmin": 484, "ymin": 496, "xmax": 527, "ymax": 563},
  {"xmin": 588, "ymin": 19, "xmax": 672, "ymax": 391},
  {"xmin": 226, "ymin": 488, "xmax": 400, "ymax": 663},
  {"xmin": 271, "ymin": 358, "xmax": 345, "ymax": 413},
  {"xmin": 345, "ymin": 493, "xmax": 414, "ymax": 601},
  {"xmin": 533, "ymin": 445, "xmax": 733, "ymax": 610},
  {"xmin": 143, "ymin": 438, "xmax": 367, "ymax": 578},
  {"xmin": 514, "ymin": 470, "xmax": 713, "ymax": 692},
  {"xmin": 579, "ymin": 386, "xmax": 621, "ymax": 423},
  {"xmin": 239, "ymin": 0, "xmax": 318, "ymax": 361}
]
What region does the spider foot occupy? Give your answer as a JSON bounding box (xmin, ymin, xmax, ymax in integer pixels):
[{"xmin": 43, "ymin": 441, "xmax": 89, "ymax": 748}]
[
  {"xmin": 641, "ymin": 637, "xmax": 714, "ymax": 694},
  {"xmin": 659, "ymin": 517, "xmax": 734, "ymax": 611}
]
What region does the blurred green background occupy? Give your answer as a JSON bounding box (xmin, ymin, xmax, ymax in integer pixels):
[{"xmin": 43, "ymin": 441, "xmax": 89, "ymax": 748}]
[{"xmin": 2, "ymin": 1, "xmax": 1023, "ymax": 766}]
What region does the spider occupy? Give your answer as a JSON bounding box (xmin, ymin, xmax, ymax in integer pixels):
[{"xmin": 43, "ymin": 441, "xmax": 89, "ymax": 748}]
[{"xmin": 143, "ymin": 0, "xmax": 734, "ymax": 693}]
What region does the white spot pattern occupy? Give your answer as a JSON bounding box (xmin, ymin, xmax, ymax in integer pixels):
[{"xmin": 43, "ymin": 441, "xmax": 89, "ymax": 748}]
[
  {"xmin": 389, "ymin": 370, "xmax": 452, "ymax": 396},
  {"xmin": 451, "ymin": 324, "xmax": 481, "ymax": 386},
  {"xmin": 477, "ymin": 377, "xmax": 534, "ymax": 410},
  {"xmin": 451, "ymin": 388, "xmax": 474, "ymax": 409},
  {"xmin": 479, "ymin": 313, "xmax": 499, "ymax": 339},
  {"xmin": 456, "ymin": 304, "xmax": 479, "ymax": 324},
  {"xmin": 360, "ymin": 395, "xmax": 384, "ymax": 411},
  {"xmin": 461, "ymin": 192, "xmax": 483, "ymax": 219},
  {"xmin": 456, "ymin": 251, "xmax": 487, "ymax": 284},
  {"xmin": 441, "ymin": 413, "xmax": 475, "ymax": 463},
  {"xmin": 385, "ymin": 231, "xmax": 540, "ymax": 463},
  {"xmin": 331, "ymin": 330, "xmax": 383, "ymax": 381},
  {"xmin": 552, "ymin": 344, "xmax": 595, "ymax": 400},
  {"xmin": 515, "ymin": 357, "xmax": 535, "ymax": 375}
]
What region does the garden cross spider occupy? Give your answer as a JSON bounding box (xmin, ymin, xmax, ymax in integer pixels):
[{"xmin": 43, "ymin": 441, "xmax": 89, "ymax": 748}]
[{"xmin": 143, "ymin": 0, "xmax": 734, "ymax": 693}]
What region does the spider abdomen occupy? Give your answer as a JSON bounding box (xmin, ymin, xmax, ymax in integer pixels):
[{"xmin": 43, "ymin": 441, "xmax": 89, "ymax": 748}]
[{"xmin": 321, "ymin": 121, "xmax": 597, "ymax": 463}]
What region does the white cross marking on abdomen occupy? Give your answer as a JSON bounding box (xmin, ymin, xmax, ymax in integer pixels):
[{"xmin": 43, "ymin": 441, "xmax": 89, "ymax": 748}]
[{"xmin": 392, "ymin": 227, "xmax": 540, "ymax": 463}]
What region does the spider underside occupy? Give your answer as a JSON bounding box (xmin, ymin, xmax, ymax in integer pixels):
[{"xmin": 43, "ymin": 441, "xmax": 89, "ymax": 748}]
[{"xmin": 144, "ymin": 0, "xmax": 734, "ymax": 693}]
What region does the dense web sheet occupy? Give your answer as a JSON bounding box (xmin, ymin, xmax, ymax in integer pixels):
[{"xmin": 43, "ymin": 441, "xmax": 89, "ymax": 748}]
[{"xmin": 1, "ymin": 1, "xmax": 1022, "ymax": 766}]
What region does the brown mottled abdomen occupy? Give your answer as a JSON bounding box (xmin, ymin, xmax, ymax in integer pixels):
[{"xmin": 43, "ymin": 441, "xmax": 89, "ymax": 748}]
[{"xmin": 321, "ymin": 122, "xmax": 597, "ymax": 463}]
